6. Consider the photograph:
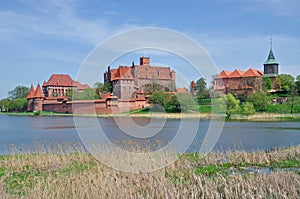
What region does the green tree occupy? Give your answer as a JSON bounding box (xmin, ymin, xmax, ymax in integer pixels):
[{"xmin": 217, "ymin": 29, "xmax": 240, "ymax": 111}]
[
  {"xmin": 218, "ymin": 93, "xmax": 240, "ymax": 119},
  {"xmin": 295, "ymin": 75, "xmax": 300, "ymax": 96},
  {"xmin": 3, "ymin": 98, "xmax": 27, "ymax": 112},
  {"xmin": 149, "ymin": 91, "xmax": 168, "ymax": 111},
  {"xmin": 196, "ymin": 78, "xmax": 209, "ymax": 97},
  {"xmin": 275, "ymin": 74, "xmax": 295, "ymax": 93},
  {"xmin": 263, "ymin": 77, "xmax": 272, "ymax": 91},
  {"xmin": 8, "ymin": 85, "xmax": 29, "ymax": 100},
  {"xmin": 247, "ymin": 92, "xmax": 269, "ymax": 112},
  {"xmin": 165, "ymin": 95, "xmax": 180, "ymax": 112},
  {"xmin": 67, "ymin": 88, "xmax": 100, "ymax": 100},
  {"xmin": 94, "ymin": 82, "xmax": 112, "ymax": 93},
  {"xmin": 241, "ymin": 102, "xmax": 255, "ymax": 116},
  {"xmin": 288, "ymin": 84, "xmax": 298, "ymax": 114},
  {"xmin": 0, "ymin": 99, "xmax": 10, "ymax": 111},
  {"xmin": 175, "ymin": 93, "xmax": 198, "ymax": 112}
]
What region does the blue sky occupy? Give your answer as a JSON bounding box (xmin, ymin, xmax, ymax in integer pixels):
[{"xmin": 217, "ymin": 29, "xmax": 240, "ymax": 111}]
[{"xmin": 1, "ymin": 0, "xmax": 300, "ymax": 98}]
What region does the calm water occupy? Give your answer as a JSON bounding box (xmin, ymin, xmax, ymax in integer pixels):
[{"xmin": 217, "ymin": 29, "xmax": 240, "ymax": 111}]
[{"xmin": 0, "ymin": 115, "xmax": 299, "ymax": 154}]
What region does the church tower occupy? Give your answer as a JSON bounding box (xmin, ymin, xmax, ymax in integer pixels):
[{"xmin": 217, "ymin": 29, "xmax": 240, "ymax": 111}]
[{"xmin": 263, "ymin": 38, "xmax": 279, "ymax": 77}]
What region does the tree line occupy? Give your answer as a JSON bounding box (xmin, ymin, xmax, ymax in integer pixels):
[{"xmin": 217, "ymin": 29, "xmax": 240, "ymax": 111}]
[{"xmin": 148, "ymin": 73, "xmax": 300, "ymax": 118}]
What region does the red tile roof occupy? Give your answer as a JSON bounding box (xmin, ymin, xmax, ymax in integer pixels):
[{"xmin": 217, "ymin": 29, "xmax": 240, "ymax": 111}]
[
  {"xmin": 176, "ymin": 87, "xmax": 188, "ymax": 93},
  {"xmin": 243, "ymin": 68, "xmax": 263, "ymax": 77},
  {"xmin": 215, "ymin": 70, "xmax": 231, "ymax": 79},
  {"xmin": 34, "ymin": 84, "xmax": 45, "ymax": 98},
  {"xmin": 44, "ymin": 74, "xmax": 74, "ymax": 87},
  {"xmin": 110, "ymin": 65, "xmax": 173, "ymax": 81},
  {"xmin": 228, "ymin": 69, "xmax": 245, "ymax": 78},
  {"xmin": 113, "ymin": 66, "xmax": 133, "ymax": 80},
  {"xmin": 27, "ymin": 85, "xmax": 35, "ymax": 99},
  {"xmin": 215, "ymin": 68, "xmax": 263, "ymax": 80}
]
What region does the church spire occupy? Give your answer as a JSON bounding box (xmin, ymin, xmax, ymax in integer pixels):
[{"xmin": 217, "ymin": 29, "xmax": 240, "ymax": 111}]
[
  {"xmin": 265, "ymin": 37, "xmax": 279, "ymax": 65},
  {"xmin": 263, "ymin": 37, "xmax": 279, "ymax": 76}
]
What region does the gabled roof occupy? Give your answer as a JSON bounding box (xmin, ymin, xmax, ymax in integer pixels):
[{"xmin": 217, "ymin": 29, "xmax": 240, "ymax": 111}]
[
  {"xmin": 27, "ymin": 85, "xmax": 35, "ymax": 99},
  {"xmin": 34, "ymin": 84, "xmax": 45, "ymax": 98},
  {"xmin": 228, "ymin": 69, "xmax": 245, "ymax": 78},
  {"xmin": 243, "ymin": 68, "xmax": 263, "ymax": 77},
  {"xmin": 44, "ymin": 74, "xmax": 74, "ymax": 87},
  {"xmin": 215, "ymin": 70, "xmax": 231, "ymax": 79}
]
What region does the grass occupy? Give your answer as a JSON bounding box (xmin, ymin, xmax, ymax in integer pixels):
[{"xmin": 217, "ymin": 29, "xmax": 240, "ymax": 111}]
[{"xmin": 0, "ymin": 144, "xmax": 299, "ymax": 198}]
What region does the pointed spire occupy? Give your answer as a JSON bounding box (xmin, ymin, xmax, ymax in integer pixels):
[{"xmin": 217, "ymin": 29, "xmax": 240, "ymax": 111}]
[
  {"xmin": 34, "ymin": 84, "xmax": 45, "ymax": 98},
  {"xmin": 264, "ymin": 37, "xmax": 279, "ymax": 65},
  {"xmin": 27, "ymin": 85, "xmax": 35, "ymax": 99}
]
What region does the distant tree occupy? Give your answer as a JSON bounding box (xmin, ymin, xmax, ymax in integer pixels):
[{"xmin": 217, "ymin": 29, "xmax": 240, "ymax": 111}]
[
  {"xmin": 175, "ymin": 93, "xmax": 198, "ymax": 112},
  {"xmin": 218, "ymin": 93, "xmax": 240, "ymax": 119},
  {"xmin": 247, "ymin": 92, "xmax": 269, "ymax": 112},
  {"xmin": 168, "ymin": 81, "xmax": 176, "ymax": 92},
  {"xmin": 4, "ymin": 98, "xmax": 27, "ymax": 112},
  {"xmin": 288, "ymin": 84, "xmax": 298, "ymax": 114},
  {"xmin": 67, "ymin": 88, "xmax": 98, "ymax": 100},
  {"xmin": 295, "ymin": 75, "xmax": 300, "ymax": 96},
  {"xmin": 94, "ymin": 82, "xmax": 112, "ymax": 93},
  {"xmin": 275, "ymin": 74, "xmax": 295, "ymax": 93},
  {"xmin": 196, "ymin": 78, "xmax": 210, "ymax": 104},
  {"xmin": 8, "ymin": 85, "xmax": 29, "ymax": 100},
  {"xmin": 241, "ymin": 102, "xmax": 255, "ymax": 116},
  {"xmin": 0, "ymin": 99, "xmax": 10, "ymax": 111},
  {"xmin": 149, "ymin": 91, "xmax": 168, "ymax": 111},
  {"xmin": 165, "ymin": 95, "xmax": 180, "ymax": 112},
  {"xmin": 144, "ymin": 83, "xmax": 163, "ymax": 93},
  {"xmin": 263, "ymin": 77, "xmax": 272, "ymax": 91}
]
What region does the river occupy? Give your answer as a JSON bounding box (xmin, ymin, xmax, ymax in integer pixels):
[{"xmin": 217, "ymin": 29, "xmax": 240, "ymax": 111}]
[{"xmin": 0, "ymin": 115, "xmax": 299, "ymax": 154}]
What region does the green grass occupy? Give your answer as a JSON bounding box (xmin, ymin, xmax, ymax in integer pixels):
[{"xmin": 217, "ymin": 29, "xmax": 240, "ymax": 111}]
[
  {"xmin": 198, "ymin": 105, "xmax": 212, "ymax": 113},
  {"xmin": 266, "ymin": 103, "xmax": 300, "ymax": 114},
  {"xmin": 271, "ymin": 159, "xmax": 300, "ymax": 168},
  {"xmin": 195, "ymin": 163, "xmax": 231, "ymax": 175}
]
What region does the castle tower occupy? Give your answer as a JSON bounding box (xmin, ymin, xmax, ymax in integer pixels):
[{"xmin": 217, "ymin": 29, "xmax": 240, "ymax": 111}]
[
  {"xmin": 140, "ymin": 57, "xmax": 150, "ymax": 65},
  {"xmin": 33, "ymin": 84, "xmax": 45, "ymax": 112},
  {"xmin": 27, "ymin": 85, "xmax": 35, "ymax": 112},
  {"xmin": 264, "ymin": 38, "xmax": 279, "ymax": 77}
]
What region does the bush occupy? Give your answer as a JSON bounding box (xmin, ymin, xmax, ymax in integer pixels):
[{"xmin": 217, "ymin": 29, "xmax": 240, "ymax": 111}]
[{"xmin": 241, "ymin": 102, "xmax": 255, "ymax": 116}]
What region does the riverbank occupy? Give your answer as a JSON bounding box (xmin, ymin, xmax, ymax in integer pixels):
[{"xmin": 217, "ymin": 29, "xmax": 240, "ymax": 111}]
[
  {"xmin": 0, "ymin": 145, "xmax": 299, "ymax": 198},
  {"xmin": 1, "ymin": 111, "xmax": 300, "ymax": 121}
]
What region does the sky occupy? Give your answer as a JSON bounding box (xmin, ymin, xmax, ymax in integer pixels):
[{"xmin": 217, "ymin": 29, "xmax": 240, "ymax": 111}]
[{"xmin": 1, "ymin": 0, "xmax": 300, "ymax": 99}]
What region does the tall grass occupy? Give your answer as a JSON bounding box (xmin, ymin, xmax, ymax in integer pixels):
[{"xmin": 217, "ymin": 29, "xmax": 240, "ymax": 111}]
[{"xmin": 0, "ymin": 143, "xmax": 299, "ymax": 198}]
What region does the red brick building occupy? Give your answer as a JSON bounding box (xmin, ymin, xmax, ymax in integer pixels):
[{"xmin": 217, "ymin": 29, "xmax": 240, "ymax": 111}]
[
  {"xmin": 42, "ymin": 74, "xmax": 89, "ymax": 97},
  {"xmin": 214, "ymin": 68, "xmax": 264, "ymax": 95},
  {"xmin": 104, "ymin": 57, "xmax": 176, "ymax": 99},
  {"xmin": 213, "ymin": 44, "xmax": 280, "ymax": 95}
]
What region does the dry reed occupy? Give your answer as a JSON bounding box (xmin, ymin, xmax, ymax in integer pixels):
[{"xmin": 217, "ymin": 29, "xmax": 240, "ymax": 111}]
[{"xmin": 0, "ymin": 143, "xmax": 299, "ymax": 199}]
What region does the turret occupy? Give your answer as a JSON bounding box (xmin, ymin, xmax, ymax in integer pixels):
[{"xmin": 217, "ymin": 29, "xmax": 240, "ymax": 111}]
[
  {"xmin": 27, "ymin": 85, "xmax": 35, "ymax": 112},
  {"xmin": 33, "ymin": 84, "xmax": 45, "ymax": 112}
]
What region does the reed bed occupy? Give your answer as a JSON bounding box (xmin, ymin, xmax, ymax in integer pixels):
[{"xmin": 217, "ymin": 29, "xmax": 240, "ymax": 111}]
[{"xmin": 0, "ymin": 143, "xmax": 299, "ymax": 199}]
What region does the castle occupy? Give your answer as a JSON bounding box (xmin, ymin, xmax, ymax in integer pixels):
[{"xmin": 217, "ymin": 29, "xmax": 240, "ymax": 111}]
[
  {"xmin": 212, "ymin": 41, "xmax": 279, "ymax": 95},
  {"xmin": 104, "ymin": 57, "xmax": 176, "ymax": 99},
  {"xmin": 27, "ymin": 57, "xmax": 177, "ymax": 114}
]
